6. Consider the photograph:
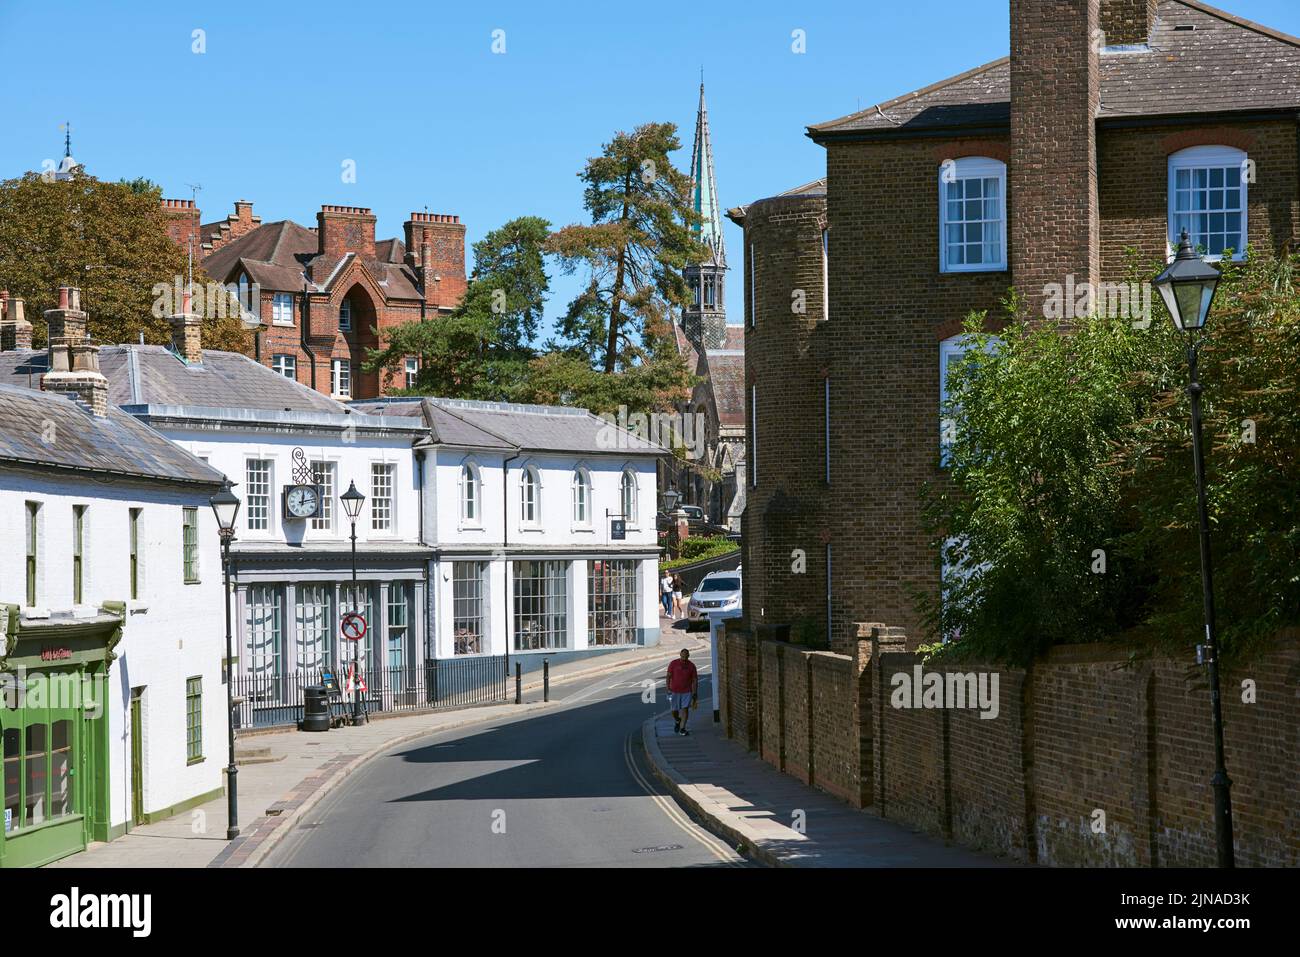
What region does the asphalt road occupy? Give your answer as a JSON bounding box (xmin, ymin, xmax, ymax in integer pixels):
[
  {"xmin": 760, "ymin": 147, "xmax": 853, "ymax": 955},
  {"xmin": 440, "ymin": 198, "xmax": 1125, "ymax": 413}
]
[{"xmin": 267, "ymin": 636, "xmax": 747, "ymax": 868}]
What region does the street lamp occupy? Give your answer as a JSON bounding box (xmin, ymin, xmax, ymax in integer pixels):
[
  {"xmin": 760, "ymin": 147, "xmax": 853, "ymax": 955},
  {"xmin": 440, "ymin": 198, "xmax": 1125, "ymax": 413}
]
[
  {"xmin": 208, "ymin": 479, "xmax": 241, "ymax": 841},
  {"xmin": 339, "ymin": 480, "xmax": 366, "ymax": 726},
  {"xmin": 661, "ymin": 487, "xmax": 681, "ymax": 514},
  {"xmin": 1153, "ymin": 229, "xmax": 1233, "ymax": 868}
]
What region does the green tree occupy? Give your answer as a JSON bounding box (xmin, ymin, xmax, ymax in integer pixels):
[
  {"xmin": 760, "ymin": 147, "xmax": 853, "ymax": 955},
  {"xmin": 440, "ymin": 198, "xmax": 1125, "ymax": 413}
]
[
  {"xmin": 366, "ymin": 216, "xmax": 552, "ymax": 398},
  {"xmin": 922, "ymin": 253, "xmax": 1300, "ymax": 665},
  {"xmin": 547, "ymin": 122, "xmax": 704, "ymax": 375},
  {"xmin": 0, "ymin": 171, "xmax": 248, "ymax": 351}
]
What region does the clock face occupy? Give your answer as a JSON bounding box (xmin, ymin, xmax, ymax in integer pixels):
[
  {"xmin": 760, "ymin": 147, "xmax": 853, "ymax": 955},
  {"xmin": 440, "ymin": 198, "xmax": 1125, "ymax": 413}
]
[{"xmin": 286, "ymin": 484, "xmax": 320, "ymax": 518}]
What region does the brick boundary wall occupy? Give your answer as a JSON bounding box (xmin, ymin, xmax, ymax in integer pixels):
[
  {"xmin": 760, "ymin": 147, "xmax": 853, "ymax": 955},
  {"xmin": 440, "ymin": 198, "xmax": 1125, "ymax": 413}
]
[{"xmin": 720, "ymin": 626, "xmax": 1299, "ymax": 866}]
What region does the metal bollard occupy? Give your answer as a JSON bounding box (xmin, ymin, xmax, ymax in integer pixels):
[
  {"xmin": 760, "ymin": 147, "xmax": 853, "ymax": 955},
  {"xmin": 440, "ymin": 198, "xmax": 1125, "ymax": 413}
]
[
  {"xmin": 543, "ymin": 659, "xmax": 549, "ymax": 702},
  {"xmin": 515, "ymin": 661, "xmax": 522, "ymax": 704}
]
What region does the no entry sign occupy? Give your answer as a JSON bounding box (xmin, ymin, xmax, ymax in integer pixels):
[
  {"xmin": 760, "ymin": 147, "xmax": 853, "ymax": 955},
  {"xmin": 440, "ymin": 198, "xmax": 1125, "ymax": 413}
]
[{"xmin": 341, "ymin": 612, "xmax": 367, "ymax": 642}]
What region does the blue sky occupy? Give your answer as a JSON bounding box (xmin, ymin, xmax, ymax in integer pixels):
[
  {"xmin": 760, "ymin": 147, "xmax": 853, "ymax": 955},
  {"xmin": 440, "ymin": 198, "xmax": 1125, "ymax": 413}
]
[{"xmin": 2, "ymin": 0, "xmax": 1298, "ymax": 339}]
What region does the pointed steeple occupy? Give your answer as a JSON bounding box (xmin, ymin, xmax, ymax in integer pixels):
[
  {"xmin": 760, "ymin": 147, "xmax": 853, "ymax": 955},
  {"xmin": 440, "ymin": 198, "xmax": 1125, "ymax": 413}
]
[{"xmin": 689, "ymin": 82, "xmax": 725, "ymax": 268}]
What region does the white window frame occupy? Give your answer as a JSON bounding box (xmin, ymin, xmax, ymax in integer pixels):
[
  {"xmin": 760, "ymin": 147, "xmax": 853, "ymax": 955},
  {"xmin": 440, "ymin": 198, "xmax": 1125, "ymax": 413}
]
[
  {"xmin": 1167, "ymin": 145, "xmax": 1249, "ymax": 263},
  {"xmin": 452, "ymin": 561, "xmax": 489, "ymax": 655},
  {"xmin": 940, "ymin": 333, "xmax": 1002, "ymax": 466},
  {"xmin": 370, "ymin": 462, "xmax": 395, "ymax": 532},
  {"xmin": 571, "ymin": 468, "xmax": 591, "ymax": 529},
  {"xmin": 939, "ymin": 157, "xmax": 1008, "ymax": 273},
  {"xmin": 271, "ymin": 354, "xmax": 296, "ymax": 380},
  {"xmin": 310, "ymin": 460, "xmax": 336, "ymax": 533},
  {"xmin": 272, "ymin": 292, "xmax": 294, "ymax": 326},
  {"xmin": 459, "ymin": 461, "xmax": 481, "ymax": 528},
  {"xmin": 519, "ymin": 465, "xmax": 541, "ymax": 529},
  {"xmin": 404, "ymin": 357, "xmax": 418, "ymax": 390},
  {"xmin": 619, "ymin": 469, "xmax": 639, "ymax": 528},
  {"xmin": 245, "ymin": 458, "xmax": 273, "ymax": 534},
  {"xmin": 331, "ymin": 358, "xmax": 352, "ymax": 399},
  {"xmin": 339, "ymin": 298, "xmax": 352, "ymax": 331}
]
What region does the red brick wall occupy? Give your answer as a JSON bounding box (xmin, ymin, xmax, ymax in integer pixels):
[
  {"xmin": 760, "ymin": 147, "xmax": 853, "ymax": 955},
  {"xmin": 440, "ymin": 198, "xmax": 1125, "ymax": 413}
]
[
  {"xmin": 720, "ymin": 626, "xmax": 758, "ymax": 749},
  {"xmin": 721, "ymin": 632, "xmax": 1299, "ymax": 866}
]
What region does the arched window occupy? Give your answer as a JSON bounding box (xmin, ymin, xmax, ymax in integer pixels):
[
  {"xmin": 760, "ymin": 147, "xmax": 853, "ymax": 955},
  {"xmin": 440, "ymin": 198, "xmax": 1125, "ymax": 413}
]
[
  {"xmin": 620, "ymin": 470, "xmax": 638, "ymax": 526},
  {"xmin": 939, "ymin": 157, "xmax": 1007, "ymax": 273},
  {"xmin": 460, "ymin": 464, "xmax": 479, "ymax": 524},
  {"xmin": 1168, "ymin": 145, "xmax": 1248, "ymax": 261},
  {"xmin": 520, "ymin": 466, "xmax": 540, "ymax": 525},
  {"xmin": 572, "ymin": 469, "xmax": 590, "ymax": 525}
]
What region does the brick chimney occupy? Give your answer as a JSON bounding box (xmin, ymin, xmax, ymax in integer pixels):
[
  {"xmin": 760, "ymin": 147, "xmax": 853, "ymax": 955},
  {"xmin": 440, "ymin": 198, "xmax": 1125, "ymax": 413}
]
[
  {"xmin": 160, "ymin": 198, "xmax": 201, "ymax": 253},
  {"xmin": 42, "ymin": 286, "xmax": 108, "ymax": 416},
  {"xmin": 169, "ymin": 289, "xmax": 203, "ymax": 364},
  {"xmin": 199, "ymin": 200, "xmax": 261, "ymax": 255},
  {"xmin": 318, "ymin": 205, "xmax": 376, "ymax": 262},
  {"xmin": 1100, "ymin": 0, "xmax": 1156, "ymax": 46},
  {"xmin": 1010, "ymin": 0, "xmax": 1101, "ymax": 318},
  {"xmin": 403, "ymin": 212, "xmax": 467, "ymax": 307},
  {"xmin": 0, "ymin": 293, "xmax": 33, "ymax": 350}
]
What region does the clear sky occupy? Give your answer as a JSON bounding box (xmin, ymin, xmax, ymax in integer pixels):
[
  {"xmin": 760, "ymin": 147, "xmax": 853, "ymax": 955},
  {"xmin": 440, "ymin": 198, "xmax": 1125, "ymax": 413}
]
[{"xmin": 2, "ymin": 0, "xmax": 1298, "ymax": 339}]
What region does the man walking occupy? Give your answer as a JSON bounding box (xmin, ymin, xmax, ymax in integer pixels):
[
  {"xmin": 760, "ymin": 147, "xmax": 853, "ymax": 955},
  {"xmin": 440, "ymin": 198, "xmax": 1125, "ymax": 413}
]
[
  {"xmin": 666, "ymin": 648, "xmax": 698, "ymax": 736},
  {"xmin": 660, "ymin": 570, "xmax": 675, "ymax": 617}
]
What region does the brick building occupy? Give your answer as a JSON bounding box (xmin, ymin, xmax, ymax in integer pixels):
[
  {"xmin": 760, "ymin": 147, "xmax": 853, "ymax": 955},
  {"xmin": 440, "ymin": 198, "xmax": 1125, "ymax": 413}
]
[
  {"xmin": 160, "ymin": 199, "xmax": 466, "ymax": 400},
  {"xmin": 737, "ymin": 0, "xmax": 1300, "ymax": 650}
]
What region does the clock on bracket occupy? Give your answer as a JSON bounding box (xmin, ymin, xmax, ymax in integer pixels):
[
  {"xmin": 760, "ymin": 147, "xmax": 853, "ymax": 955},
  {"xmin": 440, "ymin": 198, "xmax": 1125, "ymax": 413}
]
[{"xmin": 283, "ymin": 483, "xmax": 322, "ymax": 520}]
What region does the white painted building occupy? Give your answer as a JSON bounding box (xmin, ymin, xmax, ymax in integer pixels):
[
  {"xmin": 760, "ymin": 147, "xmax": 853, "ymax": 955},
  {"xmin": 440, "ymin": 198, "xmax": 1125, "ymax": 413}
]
[
  {"xmin": 0, "ymin": 375, "xmax": 227, "ymax": 868},
  {"xmin": 355, "ymin": 398, "xmax": 666, "ymax": 666}
]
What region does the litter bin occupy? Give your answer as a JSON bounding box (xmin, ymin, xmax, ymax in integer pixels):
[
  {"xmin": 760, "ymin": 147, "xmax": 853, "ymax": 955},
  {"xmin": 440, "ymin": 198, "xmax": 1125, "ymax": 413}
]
[{"xmin": 301, "ymin": 685, "xmax": 330, "ymax": 732}]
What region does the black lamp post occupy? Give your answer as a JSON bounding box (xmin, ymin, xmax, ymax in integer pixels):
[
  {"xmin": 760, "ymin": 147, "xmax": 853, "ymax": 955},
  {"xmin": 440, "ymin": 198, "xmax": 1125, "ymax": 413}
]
[
  {"xmin": 340, "ymin": 480, "xmax": 367, "ymax": 726},
  {"xmin": 1153, "ymin": 229, "xmax": 1233, "ymax": 868},
  {"xmin": 209, "ymin": 479, "xmax": 241, "ymax": 841},
  {"xmin": 661, "ymin": 487, "xmax": 681, "ymax": 514}
]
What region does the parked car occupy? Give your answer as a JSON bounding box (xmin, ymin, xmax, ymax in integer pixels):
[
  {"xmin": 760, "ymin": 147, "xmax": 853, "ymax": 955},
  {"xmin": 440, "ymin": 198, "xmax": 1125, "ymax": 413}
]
[{"xmin": 686, "ymin": 570, "xmax": 742, "ymax": 630}]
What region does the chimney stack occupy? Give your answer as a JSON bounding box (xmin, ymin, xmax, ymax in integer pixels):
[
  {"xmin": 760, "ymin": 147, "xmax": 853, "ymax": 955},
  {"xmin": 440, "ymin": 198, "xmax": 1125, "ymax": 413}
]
[
  {"xmin": 317, "ymin": 205, "xmax": 376, "ymax": 262},
  {"xmin": 1010, "ymin": 0, "xmax": 1102, "ymax": 318},
  {"xmin": 42, "ymin": 285, "xmax": 108, "ymax": 416},
  {"xmin": 0, "ymin": 293, "xmax": 33, "ymax": 351},
  {"xmin": 403, "ymin": 212, "xmax": 467, "ymax": 307},
  {"xmin": 169, "ymin": 288, "xmax": 204, "ymax": 364}
]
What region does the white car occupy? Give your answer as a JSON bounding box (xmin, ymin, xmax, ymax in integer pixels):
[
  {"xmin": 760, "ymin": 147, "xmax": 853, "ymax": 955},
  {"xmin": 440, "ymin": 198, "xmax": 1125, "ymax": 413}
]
[{"xmin": 686, "ymin": 570, "xmax": 742, "ymax": 629}]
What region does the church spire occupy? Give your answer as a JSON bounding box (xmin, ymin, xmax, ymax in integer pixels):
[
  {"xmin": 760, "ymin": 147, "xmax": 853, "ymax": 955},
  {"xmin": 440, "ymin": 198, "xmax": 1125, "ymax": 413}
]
[{"xmin": 689, "ymin": 82, "xmax": 725, "ymax": 268}]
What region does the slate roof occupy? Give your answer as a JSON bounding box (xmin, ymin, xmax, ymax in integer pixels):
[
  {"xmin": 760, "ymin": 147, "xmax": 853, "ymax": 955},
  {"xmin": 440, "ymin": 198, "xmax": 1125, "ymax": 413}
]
[
  {"xmin": 201, "ymin": 217, "xmax": 424, "ymax": 300},
  {"xmin": 0, "ymin": 383, "xmax": 225, "ymax": 487},
  {"xmin": 809, "ymin": 0, "xmax": 1300, "ymax": 138},
  {"xmin": 702, "ymin": 351, "xmax": 746, "ymax": 429},
  {"xmin": 351, "ymin": 397, "xmax": 668, "ymax": 456},
  {"xmin": 0, "ymin": 346, "xmax": 346, "ymax": 414}
]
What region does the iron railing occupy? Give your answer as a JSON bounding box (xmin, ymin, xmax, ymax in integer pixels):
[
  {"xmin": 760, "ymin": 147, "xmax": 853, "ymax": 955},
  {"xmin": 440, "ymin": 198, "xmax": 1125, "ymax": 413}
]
[{"xmin": 232, "ymin": 656, "xmax": 509, "ymax": 730}]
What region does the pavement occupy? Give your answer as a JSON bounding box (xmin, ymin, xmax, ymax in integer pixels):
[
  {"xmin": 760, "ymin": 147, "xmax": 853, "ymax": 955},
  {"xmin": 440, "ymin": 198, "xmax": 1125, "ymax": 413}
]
[
  {"xmin": 641, "ymin": 709, "xmax": 1006, "ymax": 867},
  {"xmin": 49, "ymin": 629, "xmax": 704, "ymax": 869}
]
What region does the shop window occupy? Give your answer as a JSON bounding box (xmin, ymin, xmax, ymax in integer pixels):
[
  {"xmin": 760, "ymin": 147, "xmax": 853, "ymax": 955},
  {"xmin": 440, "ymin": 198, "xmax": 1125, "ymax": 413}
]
[
  {"xmin": 25, "ymin": 724, "xmax": 46, "ymax": 827},
  {"xmin": 453, "ymin": 562, "xmax": 487, "ymax": 655},
  {"xmin": 588, "ymin": 559, "xmax": 638, "ymax": 646},
  {"xmin": 512, "ymin": 560, "xmax": 569, "ymax": 650}
]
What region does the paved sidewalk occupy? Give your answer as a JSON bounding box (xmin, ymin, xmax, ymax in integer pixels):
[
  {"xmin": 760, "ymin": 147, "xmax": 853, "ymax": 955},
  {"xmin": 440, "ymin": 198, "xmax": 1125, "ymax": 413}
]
[
  {"xmin": 642, "ymin": 711, "xmax": 1008, "ymax": 867},
  {"xmin": 49, "ymin": 639, "xmax": 701, "ymax": 869}
]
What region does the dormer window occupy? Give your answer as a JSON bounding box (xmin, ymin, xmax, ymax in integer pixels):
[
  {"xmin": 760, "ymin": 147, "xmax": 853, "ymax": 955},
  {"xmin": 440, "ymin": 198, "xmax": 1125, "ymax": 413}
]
[
  {"xmin": 939, "ymin": 157, "xmax": 1007, "ymax": 273},
  {"xmin": 339, "ymin": 299, "xmax": 352, "ymax": 331}
]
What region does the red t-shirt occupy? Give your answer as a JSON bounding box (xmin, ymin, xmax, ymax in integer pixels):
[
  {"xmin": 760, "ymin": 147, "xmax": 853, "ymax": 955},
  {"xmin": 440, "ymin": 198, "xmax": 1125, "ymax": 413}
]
[{"xmin": 667, "ymin": 658, "xmax": 697, "ymax": 694}]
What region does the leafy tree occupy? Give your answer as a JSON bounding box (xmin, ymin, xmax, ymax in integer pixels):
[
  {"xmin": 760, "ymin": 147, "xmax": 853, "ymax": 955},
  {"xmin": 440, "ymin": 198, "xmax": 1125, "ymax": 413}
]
[
  {"xmin": 922, "ymin": 253, "xmax": 1300, "ymax": 665},
  {"xmin": 547, "ymin": 122, "xmax": 704, "ymax": 376},
  {"xmin": 366, "ymin": 216, "xmax": 551, "ymax": 398},
  {"xmin": 0, "ymin": 171, "xmax": 249, "ymax": 351}
]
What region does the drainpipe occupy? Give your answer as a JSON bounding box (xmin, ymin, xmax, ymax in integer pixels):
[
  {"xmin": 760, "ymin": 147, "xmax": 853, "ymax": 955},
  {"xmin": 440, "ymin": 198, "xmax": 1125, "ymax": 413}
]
[
  {"xmin": 300, "ymin": 281, "xmax": 318, "ymax": 392},
  {"xmin": 502, "ymin": 449, "xmax": 522, "ymax": 674}
]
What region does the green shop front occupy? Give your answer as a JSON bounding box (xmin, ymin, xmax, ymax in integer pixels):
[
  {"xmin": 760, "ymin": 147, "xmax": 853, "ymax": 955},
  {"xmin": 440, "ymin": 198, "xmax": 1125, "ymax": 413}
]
[{"xmin": 0, "ymin": 604, "xmax": 120, "ymax": 868}]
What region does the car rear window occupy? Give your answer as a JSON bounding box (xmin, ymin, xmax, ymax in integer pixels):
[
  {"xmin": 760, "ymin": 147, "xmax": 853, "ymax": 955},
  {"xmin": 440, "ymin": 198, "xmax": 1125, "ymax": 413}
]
[{"xmin": 699, "ymin": 577, "xmax": 740, "ymax": 592}]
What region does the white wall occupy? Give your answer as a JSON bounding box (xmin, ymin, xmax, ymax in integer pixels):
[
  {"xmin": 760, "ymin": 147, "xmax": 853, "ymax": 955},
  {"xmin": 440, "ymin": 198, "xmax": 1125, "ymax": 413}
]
[
  {"xmin": 164, "ymin": 427, "xmax": 422, "ymax": 547},
  {"xmin": 0, "ymin": 471, "xmax": 225, "ymax": 829}
]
